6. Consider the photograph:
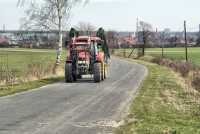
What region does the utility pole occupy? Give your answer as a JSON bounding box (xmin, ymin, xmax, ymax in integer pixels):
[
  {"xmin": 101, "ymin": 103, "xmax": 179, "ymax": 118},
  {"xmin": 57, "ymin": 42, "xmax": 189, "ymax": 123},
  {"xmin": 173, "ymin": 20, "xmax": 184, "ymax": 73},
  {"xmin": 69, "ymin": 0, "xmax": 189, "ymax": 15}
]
[
  {"xmin": 3, "ymin": 24, "xmax": 5, "ymax": 31},
  {"xmin": 142, "ymin": 29, "xmax": 145, "ymax": 56},
  {"xmin": 184, "ymin": 21, "xmax": 188, "ymax": 62},
  {"xmin": 136, "ymin": 18, "xmax": 141, "ymax": 56},
  {"xmin": 136, "ymin": 18, "xmax": 139, "ymax": 44},
  {"xmin": 199, "ymin": 24, "xmax": 200, "ymax": 33},
  {"xmin": 199, "ymin": 24, "xmax": 200, "ymax": 37},
  {"xmin": 161, "ymin": 32, "xmax": 164, "ymax": 58},
  {"xmin": 156, "ymin": 28, "xmax": 164, "ymax": 58},
  {"xmin": 127, "ymin": 17, "xmax": 139, "ymax": 58},
  {"xmin": 158, "ymin": 29, "xmax": 165, "ymax": 58}
]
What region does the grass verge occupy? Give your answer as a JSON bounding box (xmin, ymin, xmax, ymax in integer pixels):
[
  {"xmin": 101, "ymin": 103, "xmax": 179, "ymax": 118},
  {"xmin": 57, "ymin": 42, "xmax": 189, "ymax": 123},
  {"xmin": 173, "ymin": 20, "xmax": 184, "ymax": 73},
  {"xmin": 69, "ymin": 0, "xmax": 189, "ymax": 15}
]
[
  {"xmin": 115, "ymin": 59, "xmax": 200, "ymax": 134},
  {"xmin": 0, "ymin": 77, "xmax": 64, "ymax": 97}
]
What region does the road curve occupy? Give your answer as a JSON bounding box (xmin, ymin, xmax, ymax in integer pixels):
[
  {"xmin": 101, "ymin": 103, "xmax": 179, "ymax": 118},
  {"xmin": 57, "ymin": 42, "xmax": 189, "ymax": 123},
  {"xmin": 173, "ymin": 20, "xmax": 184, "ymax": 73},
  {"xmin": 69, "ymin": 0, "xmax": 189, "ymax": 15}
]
[{"xmin": 0, "ymin": 57, "xmax": 147, "ymax": 134}]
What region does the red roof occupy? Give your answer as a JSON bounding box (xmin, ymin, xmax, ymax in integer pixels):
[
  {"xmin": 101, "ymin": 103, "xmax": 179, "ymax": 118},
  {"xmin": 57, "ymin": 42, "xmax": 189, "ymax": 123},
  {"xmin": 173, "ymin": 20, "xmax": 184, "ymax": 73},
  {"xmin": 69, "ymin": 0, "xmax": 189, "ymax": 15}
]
[
  {"xmin": 119, "ymin": 36, "xmax": 136, "ymax": 45},
  {"xmin": 0, "ymin": 37, "xmax": 9, "ymax": 44}
]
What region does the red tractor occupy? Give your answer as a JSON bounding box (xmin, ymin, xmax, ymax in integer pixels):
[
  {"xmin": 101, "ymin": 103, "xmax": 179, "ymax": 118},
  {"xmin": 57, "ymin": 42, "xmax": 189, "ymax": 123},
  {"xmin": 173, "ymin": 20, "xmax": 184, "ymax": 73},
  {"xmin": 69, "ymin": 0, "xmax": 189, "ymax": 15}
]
[{"xmin": 65, "ymin": 28, "xmax": 110, "ymax": 83}]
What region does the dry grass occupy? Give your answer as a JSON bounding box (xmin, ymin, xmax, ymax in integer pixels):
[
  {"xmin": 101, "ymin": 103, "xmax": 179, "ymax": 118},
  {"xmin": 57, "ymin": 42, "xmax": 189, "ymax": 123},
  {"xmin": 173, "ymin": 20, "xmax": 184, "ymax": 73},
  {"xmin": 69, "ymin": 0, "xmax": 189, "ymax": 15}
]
[
  {"xmin": 192, "ymin": 71, "xmax": 200, "ymax": 92},
  {"xmin": 148, "ymin": 56, "xmax": 200, "ymax": 93},
  {"xmin": 151, "ymin": 57, "xmax": 193, "ymax": 77},
  {"xmin": 115, "ymin": 59, "xmax": 200, "ymax": 134}
]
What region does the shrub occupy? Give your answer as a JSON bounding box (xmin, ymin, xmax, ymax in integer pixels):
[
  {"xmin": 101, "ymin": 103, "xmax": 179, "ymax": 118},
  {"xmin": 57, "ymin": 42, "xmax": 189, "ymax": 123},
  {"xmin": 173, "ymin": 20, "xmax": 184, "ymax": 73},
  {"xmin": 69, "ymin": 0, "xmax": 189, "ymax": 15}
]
[
  {"xmin": 178, "ymin": 62, "xmax": 192, "ymax": 77},
  {"xmin": 151, "ymin": 56, "xmax": 163, "ymax": 64},
  {"xmin": 192, "ymin": 72, "xmax": 200, "ymax": 92},
  {"xmin": 151, "ymin": 57, "xmax": 193, "ymax": 77}
]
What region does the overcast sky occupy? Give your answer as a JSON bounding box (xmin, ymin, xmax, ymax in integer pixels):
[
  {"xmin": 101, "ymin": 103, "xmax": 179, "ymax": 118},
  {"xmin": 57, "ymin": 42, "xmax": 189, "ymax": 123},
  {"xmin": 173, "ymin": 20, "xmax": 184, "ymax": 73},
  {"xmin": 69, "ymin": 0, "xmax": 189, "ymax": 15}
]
[{"xmin": 0, "ymin": 0, "xmax": 199, "ymax": 31}]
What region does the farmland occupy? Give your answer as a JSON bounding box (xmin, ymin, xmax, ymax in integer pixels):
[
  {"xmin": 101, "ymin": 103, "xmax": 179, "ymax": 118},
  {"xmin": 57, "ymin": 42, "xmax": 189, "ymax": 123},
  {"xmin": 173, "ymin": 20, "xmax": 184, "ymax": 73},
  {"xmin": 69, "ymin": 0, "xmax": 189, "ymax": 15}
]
[
  {"xmin": 0, "ymin": 48, "xmax": 66, "ymax": 86},
  {"xmin": 116, "ymin": 47, "xmax": 200, "ymax": 66}
]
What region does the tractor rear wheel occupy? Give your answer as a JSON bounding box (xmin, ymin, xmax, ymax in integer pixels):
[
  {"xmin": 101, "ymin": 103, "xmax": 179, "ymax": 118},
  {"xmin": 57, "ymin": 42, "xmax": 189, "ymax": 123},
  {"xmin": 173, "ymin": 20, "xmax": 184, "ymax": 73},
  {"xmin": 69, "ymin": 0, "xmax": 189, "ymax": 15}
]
[
  {"xmin": 65, "ymin": 63, "xmax": 73, "ymax": 82},
  {"xmin": 94, "ymin": 63, "xmax": 101, "ymax": 82},
  {"xmin": 104, "ymin": 64, "xmax": 107, "ymax": 79},
  {"xmin": 77, "ymin": 74, "xmax": 82, "ymax": 79},
  {"xmin": 101, "ymin": 63, "xmax": 105, "ymax": 81},
  {"xmin": 73, "ymin": 73, "xmax": 77, "ymax": 81}
]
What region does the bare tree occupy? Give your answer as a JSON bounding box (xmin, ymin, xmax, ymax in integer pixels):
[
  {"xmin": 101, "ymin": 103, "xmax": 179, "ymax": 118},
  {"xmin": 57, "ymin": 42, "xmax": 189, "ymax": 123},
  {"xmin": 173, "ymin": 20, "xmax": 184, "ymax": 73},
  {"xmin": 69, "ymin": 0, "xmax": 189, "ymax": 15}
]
[
  {"xmin": 18, "ymin": 0, "xmax": 87, "ymax": 65},
  {"xmin": 106, "ymin": 31, "xmax": 118, "ymax": 48},
  {"xmin": 196, "ymin": 36, "xmax": 200, "ymax": 46},
  {"xmin": 75, "ymin": 22, "xmax": 96, "ymax": 35},
  {"xmin": 138, "ymin": 21, "xmax": 153, "ymax": 56}
]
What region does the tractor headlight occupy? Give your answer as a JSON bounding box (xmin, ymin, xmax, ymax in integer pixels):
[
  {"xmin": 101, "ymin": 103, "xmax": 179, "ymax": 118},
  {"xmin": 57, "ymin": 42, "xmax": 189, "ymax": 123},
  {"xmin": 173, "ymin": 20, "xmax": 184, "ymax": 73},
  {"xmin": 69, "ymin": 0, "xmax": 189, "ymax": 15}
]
[{"xmin": 78, "ymin": 61, "xmax": 85, "ymax": 64}]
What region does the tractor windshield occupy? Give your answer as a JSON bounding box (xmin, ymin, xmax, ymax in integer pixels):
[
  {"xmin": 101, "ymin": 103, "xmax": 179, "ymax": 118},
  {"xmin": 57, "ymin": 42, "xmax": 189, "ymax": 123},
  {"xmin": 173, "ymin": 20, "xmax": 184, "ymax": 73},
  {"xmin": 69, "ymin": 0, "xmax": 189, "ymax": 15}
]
[
  {"xmin": 76, "ymin": 44, "xmax": 88, "ymax": 50},
  {"xmin": 90, "ymin": 42, "xmax": 98, "ymax": 56}
]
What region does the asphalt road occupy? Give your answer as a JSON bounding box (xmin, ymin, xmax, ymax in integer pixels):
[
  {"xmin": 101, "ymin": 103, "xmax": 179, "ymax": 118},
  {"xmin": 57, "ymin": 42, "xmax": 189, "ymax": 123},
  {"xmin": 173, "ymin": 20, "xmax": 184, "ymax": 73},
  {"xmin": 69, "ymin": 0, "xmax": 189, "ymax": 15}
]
[{"xmin": 0, "ymin": 57, "xmax": 147, "ymax": 134}]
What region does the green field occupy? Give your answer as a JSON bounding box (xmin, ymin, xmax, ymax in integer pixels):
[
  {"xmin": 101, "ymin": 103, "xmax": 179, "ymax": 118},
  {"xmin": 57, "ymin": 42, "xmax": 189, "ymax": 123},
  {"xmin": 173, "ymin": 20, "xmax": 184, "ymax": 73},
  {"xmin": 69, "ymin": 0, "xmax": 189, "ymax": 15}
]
[
  {"xmin": 146, "ymin": 47, "xmax": 200, "ymax": 66},
  {"xmin": 0, "ymin": 48, "xmax": 66, "ymax": 85},
  {"xmin": 116, "ymin": 47, "xmax": 200, "ymax": 66},
  {"xmin": 0, "ymin": 49, "xmax": 54, "ymax": 74}
]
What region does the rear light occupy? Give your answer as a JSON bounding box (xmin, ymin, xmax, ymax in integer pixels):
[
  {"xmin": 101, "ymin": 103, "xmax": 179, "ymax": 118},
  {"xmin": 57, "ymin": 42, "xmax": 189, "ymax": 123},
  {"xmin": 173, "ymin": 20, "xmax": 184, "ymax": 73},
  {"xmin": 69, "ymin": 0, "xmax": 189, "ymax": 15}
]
[{"xmin": 66, "ymin": 50, "xmax": 71, "ymax": 62}]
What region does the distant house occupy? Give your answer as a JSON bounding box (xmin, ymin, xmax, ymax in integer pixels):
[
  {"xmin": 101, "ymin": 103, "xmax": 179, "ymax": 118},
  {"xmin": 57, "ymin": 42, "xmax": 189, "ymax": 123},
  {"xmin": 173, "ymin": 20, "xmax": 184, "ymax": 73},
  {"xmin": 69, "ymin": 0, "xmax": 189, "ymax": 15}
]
[
  {"xmin": 123, "ymin": 36, "xmax": 136, "ymax": 44},
  {"xmin": 119, "ymin": 35, "xmax": 137, "ymax": 48},
  {"xmin": 0, "ymin": 37, "xmax": 9, "ymax": 47}
]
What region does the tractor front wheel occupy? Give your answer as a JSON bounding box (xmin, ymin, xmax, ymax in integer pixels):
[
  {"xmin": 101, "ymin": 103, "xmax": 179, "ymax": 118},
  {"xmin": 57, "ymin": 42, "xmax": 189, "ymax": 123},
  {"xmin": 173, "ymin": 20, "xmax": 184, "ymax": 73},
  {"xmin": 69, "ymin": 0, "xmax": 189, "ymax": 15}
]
[
  {"xmin": 94, "ymin": 63, "xmax": 101, "ymax": 82},
  {"xmin": 65, "ymin": 63, "xmax": 73, "ymax": 82}
]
